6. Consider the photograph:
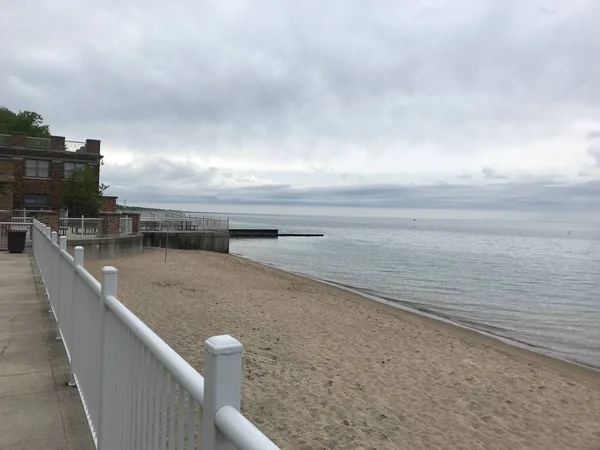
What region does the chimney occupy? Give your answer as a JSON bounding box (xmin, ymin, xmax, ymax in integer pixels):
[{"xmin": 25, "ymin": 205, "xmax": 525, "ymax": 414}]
[
  {"xmin": 51, "ymin": 135, "xmax": 66, "ymax": 151},
  {"xmin": 85, "ymin": 139, "xmax": 101, "ymax": 154}
]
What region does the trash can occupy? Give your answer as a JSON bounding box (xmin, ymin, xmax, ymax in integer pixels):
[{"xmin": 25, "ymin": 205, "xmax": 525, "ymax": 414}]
[{"xmin": 7, "ymin": 230, "xmax": 27, "ymax": 254}]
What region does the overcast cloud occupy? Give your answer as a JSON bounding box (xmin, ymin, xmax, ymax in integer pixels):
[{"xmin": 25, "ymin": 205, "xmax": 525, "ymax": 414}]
[{"xmin": 2, "ymin": 0, "xmax": 600, "ymax": 213}]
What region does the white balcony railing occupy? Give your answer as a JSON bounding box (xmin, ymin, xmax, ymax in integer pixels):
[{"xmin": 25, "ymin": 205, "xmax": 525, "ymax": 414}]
[{"xmin": 59, "ymin": 218, "xmax": 103, "ymax": 238}]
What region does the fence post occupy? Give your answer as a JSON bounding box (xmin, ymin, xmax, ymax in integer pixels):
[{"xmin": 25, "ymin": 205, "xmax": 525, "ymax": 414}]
[
  {"xmin": 59, "ymin": 235, "xmax": 67, "ymax": 251},
  {"xmin": 200, "ymin": 335, "xmax": 243, "ymax": 450},
  {"xmin": 81, "ymin": 215, "xmax": 84, "ymax": 239},
  {"xmin": 49, "ymin": 232, "xmax": 58, "ymax": 316},
  {"xmin": 45, "ymin": 226, "xmax": 52, "ymax": 312},
  {"xmin": 68, "ymin": 246, "xmax": 84, "ymax": 388},
  {"xmin": 97, "ymin": 266, "xmax": 118, "ymax": 450},
  {"xmin": 55, "ymin": 236, "xmax": 67, "ymax": 340}
]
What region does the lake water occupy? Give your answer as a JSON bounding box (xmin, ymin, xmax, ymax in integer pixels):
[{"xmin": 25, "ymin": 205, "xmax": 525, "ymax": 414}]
[{"xmin": 227, "ymin": 213, "xmax": 600, "ymax": 369}]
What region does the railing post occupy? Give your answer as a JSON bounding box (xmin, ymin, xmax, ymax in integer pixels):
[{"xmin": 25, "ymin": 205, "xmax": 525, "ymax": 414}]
[
  {"xmin": 81, "ymin": 215, "xmax": 84, "ymax": 239},
  {"xmin": 45, "ymin": 226, "xmax": 52, "ymax": 312},
  {"xmin": 55, "ymin": 236, "xmax": 67, "ymax": 340},
  {"xmin": 200, "ymin": 335, "xmax": 243, "ymax": 450},
  {"xmin": 49, "ymin": 232, "xmax": 58, "ymax": 316},
  {"xmin": 68, "ymin": 246, "xmax": 84, "ymax": 388},
  {"xmin": 97, "ymin": 266, "xmax": 118, "ymax": 450}
]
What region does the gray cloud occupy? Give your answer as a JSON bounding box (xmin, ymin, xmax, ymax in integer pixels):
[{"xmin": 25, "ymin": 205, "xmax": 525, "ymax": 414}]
[
  {"xmin": 103, "ymin": 159, "xmax": 600, "ymax": 212},
  {"xmin": 589, "ymin": 130, "xmax": 600, "ymax": 167},
  {"xmin": 482, "ymin": 167, "xmax": 509, "ymax": 180},
  {"xmin": 589, "ymin": 147, "xmax": 600, "ymax": 167},
  {"xmin": 2, "ymin": 1, "xmax": 600, "ymax": 211},
  {"xmin": 588, "ymin": 131, "xmax": 600, "ymax": 139}
]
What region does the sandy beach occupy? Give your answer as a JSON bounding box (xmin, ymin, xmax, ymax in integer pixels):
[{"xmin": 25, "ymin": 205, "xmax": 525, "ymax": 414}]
[{"xmin": 86, "ymin": 248, "xmax": 600, "ymax": 449}]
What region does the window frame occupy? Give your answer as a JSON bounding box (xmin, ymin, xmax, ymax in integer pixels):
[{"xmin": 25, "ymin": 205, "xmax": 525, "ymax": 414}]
[
  {"xmin": 24, "ymin": 159, "xmax": 50, "ymax": 178},
  {"xmin": 23, "ymin": 194, "xmax": 51, "ymax": 209},
  {"xmin": 64, "ymin": 161, "xmax": 87, "ymax": 179}
]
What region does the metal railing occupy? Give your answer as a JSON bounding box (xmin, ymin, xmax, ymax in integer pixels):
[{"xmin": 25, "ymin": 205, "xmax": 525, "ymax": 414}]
[
  {"xmin": 11, "ymin": 209, "xmax": 34, "ymax": 218},
  {"xmin": 139, "ymin": 218, "xmax": 229, "ymax": 232},
  {"xmin": 32, "ymin": 220, "xmax": 279, "ymax": 450},
  {"xmin": 144, "ymin": 210, "xmax": 188, "ymax": 221},
  {"xmin": 11, "ymin": 216, "xmax": 32, "ymax": 225},
  {"xmin": 119, "ymin": 217, "xmax": 133, "ymax": 235},
  {"xmin": 65, "ymin": 140, "xmax": 86, "ymax": 152},
  {"xmin": 59, "ymin": 218, "xmax": 103, "ymax": 238},
  {"xmin": 122, "ymin": 209, "xmax": 229, "ymax": 233}
]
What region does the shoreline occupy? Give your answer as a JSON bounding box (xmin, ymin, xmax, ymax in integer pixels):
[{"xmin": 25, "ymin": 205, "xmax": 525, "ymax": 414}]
[{"xmin": 230, "ymin": 252, "xmax": 600, "ymax": 383}]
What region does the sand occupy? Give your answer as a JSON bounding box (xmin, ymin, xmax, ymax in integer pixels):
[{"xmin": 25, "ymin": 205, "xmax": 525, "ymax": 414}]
[{"xmin": 86, "ymin": 248, "xmax": 600, "ymax": 450}]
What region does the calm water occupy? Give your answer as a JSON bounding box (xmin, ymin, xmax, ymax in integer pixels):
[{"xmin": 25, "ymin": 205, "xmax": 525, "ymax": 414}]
[{"xmin": 228, "ymin": 214, "xmax": 600, "ymax": 369}]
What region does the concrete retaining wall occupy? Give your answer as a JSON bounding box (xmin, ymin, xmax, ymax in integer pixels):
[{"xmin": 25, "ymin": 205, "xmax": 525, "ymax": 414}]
[
  {"xmin": 142, "ymin": 231, "xmax": 229, "ymax": 253},
  {"xmin": 67, "ymin": 233, "xmax": 143, "ymax": 261}
]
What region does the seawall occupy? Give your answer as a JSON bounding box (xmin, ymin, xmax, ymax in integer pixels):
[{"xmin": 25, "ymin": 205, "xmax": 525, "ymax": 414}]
[{"xmin": 142, "ymin": 231, "xmax": 229, "ymax": 253}]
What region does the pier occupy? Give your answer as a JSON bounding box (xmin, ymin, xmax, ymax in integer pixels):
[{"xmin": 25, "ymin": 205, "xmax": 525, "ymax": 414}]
[{"xmin": 229, "ymin": 229, "xmax": 324, "ymax": 238}]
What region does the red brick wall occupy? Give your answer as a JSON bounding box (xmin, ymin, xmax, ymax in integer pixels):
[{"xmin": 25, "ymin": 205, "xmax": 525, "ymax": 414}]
[
  {"xmin": 99, "ymin": 212, "xmax": 120, "ymax": 236},
  {"xmin": 85, "ymin": 139, "xmax": 101, "ymax": 154},
  {"xmin": 0, "ymin": 134, "xmax": 102, "ymax": 212},
  {"xmin": 0, "ymin": 160, "xmax": 15, "ymax": 219},
  {"xmin": 51, "ymin": 136, "xmax": 65, "ymax": 151},
  {"xmin": 11, "ymin": 133, "xmax": 26, "ymax": 148},
  {"xmin": 0, "ymin": 185, "xmax": 14, "ymax": 215},
  {"xmin": 0, "ymin": 160, "xmax": 14, "ymax": 178},
  {"xmin": 29, "ymin": 210, "xmax": 59, "ymax": 230},
  {"xmin": 100, "ymin": 196, "xmax": 118, "ymax": 212},
  {"xmin": 11, "ymin": 159, "xmax": 101, "ymax": 211},
  {"xmin": 0, "ymin": 185, "xmax": 12, "ymax": 220}
]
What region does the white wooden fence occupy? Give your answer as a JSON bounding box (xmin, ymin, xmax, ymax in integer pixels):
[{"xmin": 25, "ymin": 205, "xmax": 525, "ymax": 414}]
[{"xmin": 32, "ymin": 220, "xmax": 279, "ymax": 450}]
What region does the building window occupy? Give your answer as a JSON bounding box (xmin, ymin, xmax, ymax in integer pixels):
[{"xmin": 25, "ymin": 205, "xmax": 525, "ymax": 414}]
[
  {"xmin": 25, "ymin": 159, "xmax": 49, "ymax": 178},
  {"xmin": 24, "ymin": 194, "xmax": 50, "ymax": 209},
  {"xmin": 64, "ymin": 162, "xmax": 87, "ymax": 178}
]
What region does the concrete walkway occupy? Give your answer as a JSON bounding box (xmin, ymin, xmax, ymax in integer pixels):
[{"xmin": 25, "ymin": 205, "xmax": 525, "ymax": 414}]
[{"xmin": 0, "ymin": 252, "xmax": 94, "ymax": 450}]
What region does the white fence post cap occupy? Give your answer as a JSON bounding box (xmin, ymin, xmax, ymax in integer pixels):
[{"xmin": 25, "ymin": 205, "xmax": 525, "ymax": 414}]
[
  {"xmin": 205, "ymin": 335, "xmax": 243, "ymax": 355},
  {"xmin": 101, "ymin": 266, "xmax": 118, "ymax": 275}
]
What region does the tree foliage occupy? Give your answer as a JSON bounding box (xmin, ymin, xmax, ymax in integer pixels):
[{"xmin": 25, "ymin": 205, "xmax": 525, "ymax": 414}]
[
  {"xmin": 61, "ymin": 166, "xmax": 109, "ymax": 217},
  {"xmin": 0, "ymin": 107, "xmax": 51, "ymax": 137}
]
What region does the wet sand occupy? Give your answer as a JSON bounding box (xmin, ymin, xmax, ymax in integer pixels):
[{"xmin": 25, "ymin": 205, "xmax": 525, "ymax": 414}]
[{"xmin": 87, "ymin": 248, "xmax": 600, "ymax": 449}]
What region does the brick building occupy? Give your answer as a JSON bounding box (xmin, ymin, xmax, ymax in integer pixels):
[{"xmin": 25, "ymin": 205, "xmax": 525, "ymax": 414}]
[{"xmin": 0, "ymin": 132, "xmax": 102, "ymax": 215}]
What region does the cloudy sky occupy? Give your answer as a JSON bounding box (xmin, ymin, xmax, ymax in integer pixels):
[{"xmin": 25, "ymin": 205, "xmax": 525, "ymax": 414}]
[{"xmin": 2, "ymin": 0, "xmax": 600, "ymax": 215}]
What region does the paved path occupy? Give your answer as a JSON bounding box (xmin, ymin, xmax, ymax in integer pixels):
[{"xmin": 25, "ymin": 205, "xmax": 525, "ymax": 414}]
[{"xmin": 0, "ymin": 252, "xmax": 94, "ymax": 450}]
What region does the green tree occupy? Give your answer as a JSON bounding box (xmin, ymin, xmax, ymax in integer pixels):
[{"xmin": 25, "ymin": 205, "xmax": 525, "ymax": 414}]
[
  {"xmin": 0, "ymin": 107, "xmax": 51, "ymax": 137},
  {"xmin": 61, "ymin": 166, "xmax": 109, "ymax": 217}
]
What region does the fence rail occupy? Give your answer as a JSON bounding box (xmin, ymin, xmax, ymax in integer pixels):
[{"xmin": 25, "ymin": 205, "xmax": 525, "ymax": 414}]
[
  {"xmin": 10, "ymin": 216, "xmax": 32, "ymax": 225},
  {"xmin": 65, "ymin": 140, "xmax": 86, "ymax": 152},
  {"xmin": 139, "ymin": 217, "xmax": 229, "ymax": 232},
  {"xmin": 121, "ymin": 209, "xmax": 229, "ymax": 232},
  {"xmin": 119, "ymin": 217, "xmax": 133, "ymax": 235},
  {"xmin": 32, "ymin": 220, "xmax": 279, "ymax": 449},
  {"xmin": 59, "ymin": 218, "xmax": 103, "ymax": 238}
]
